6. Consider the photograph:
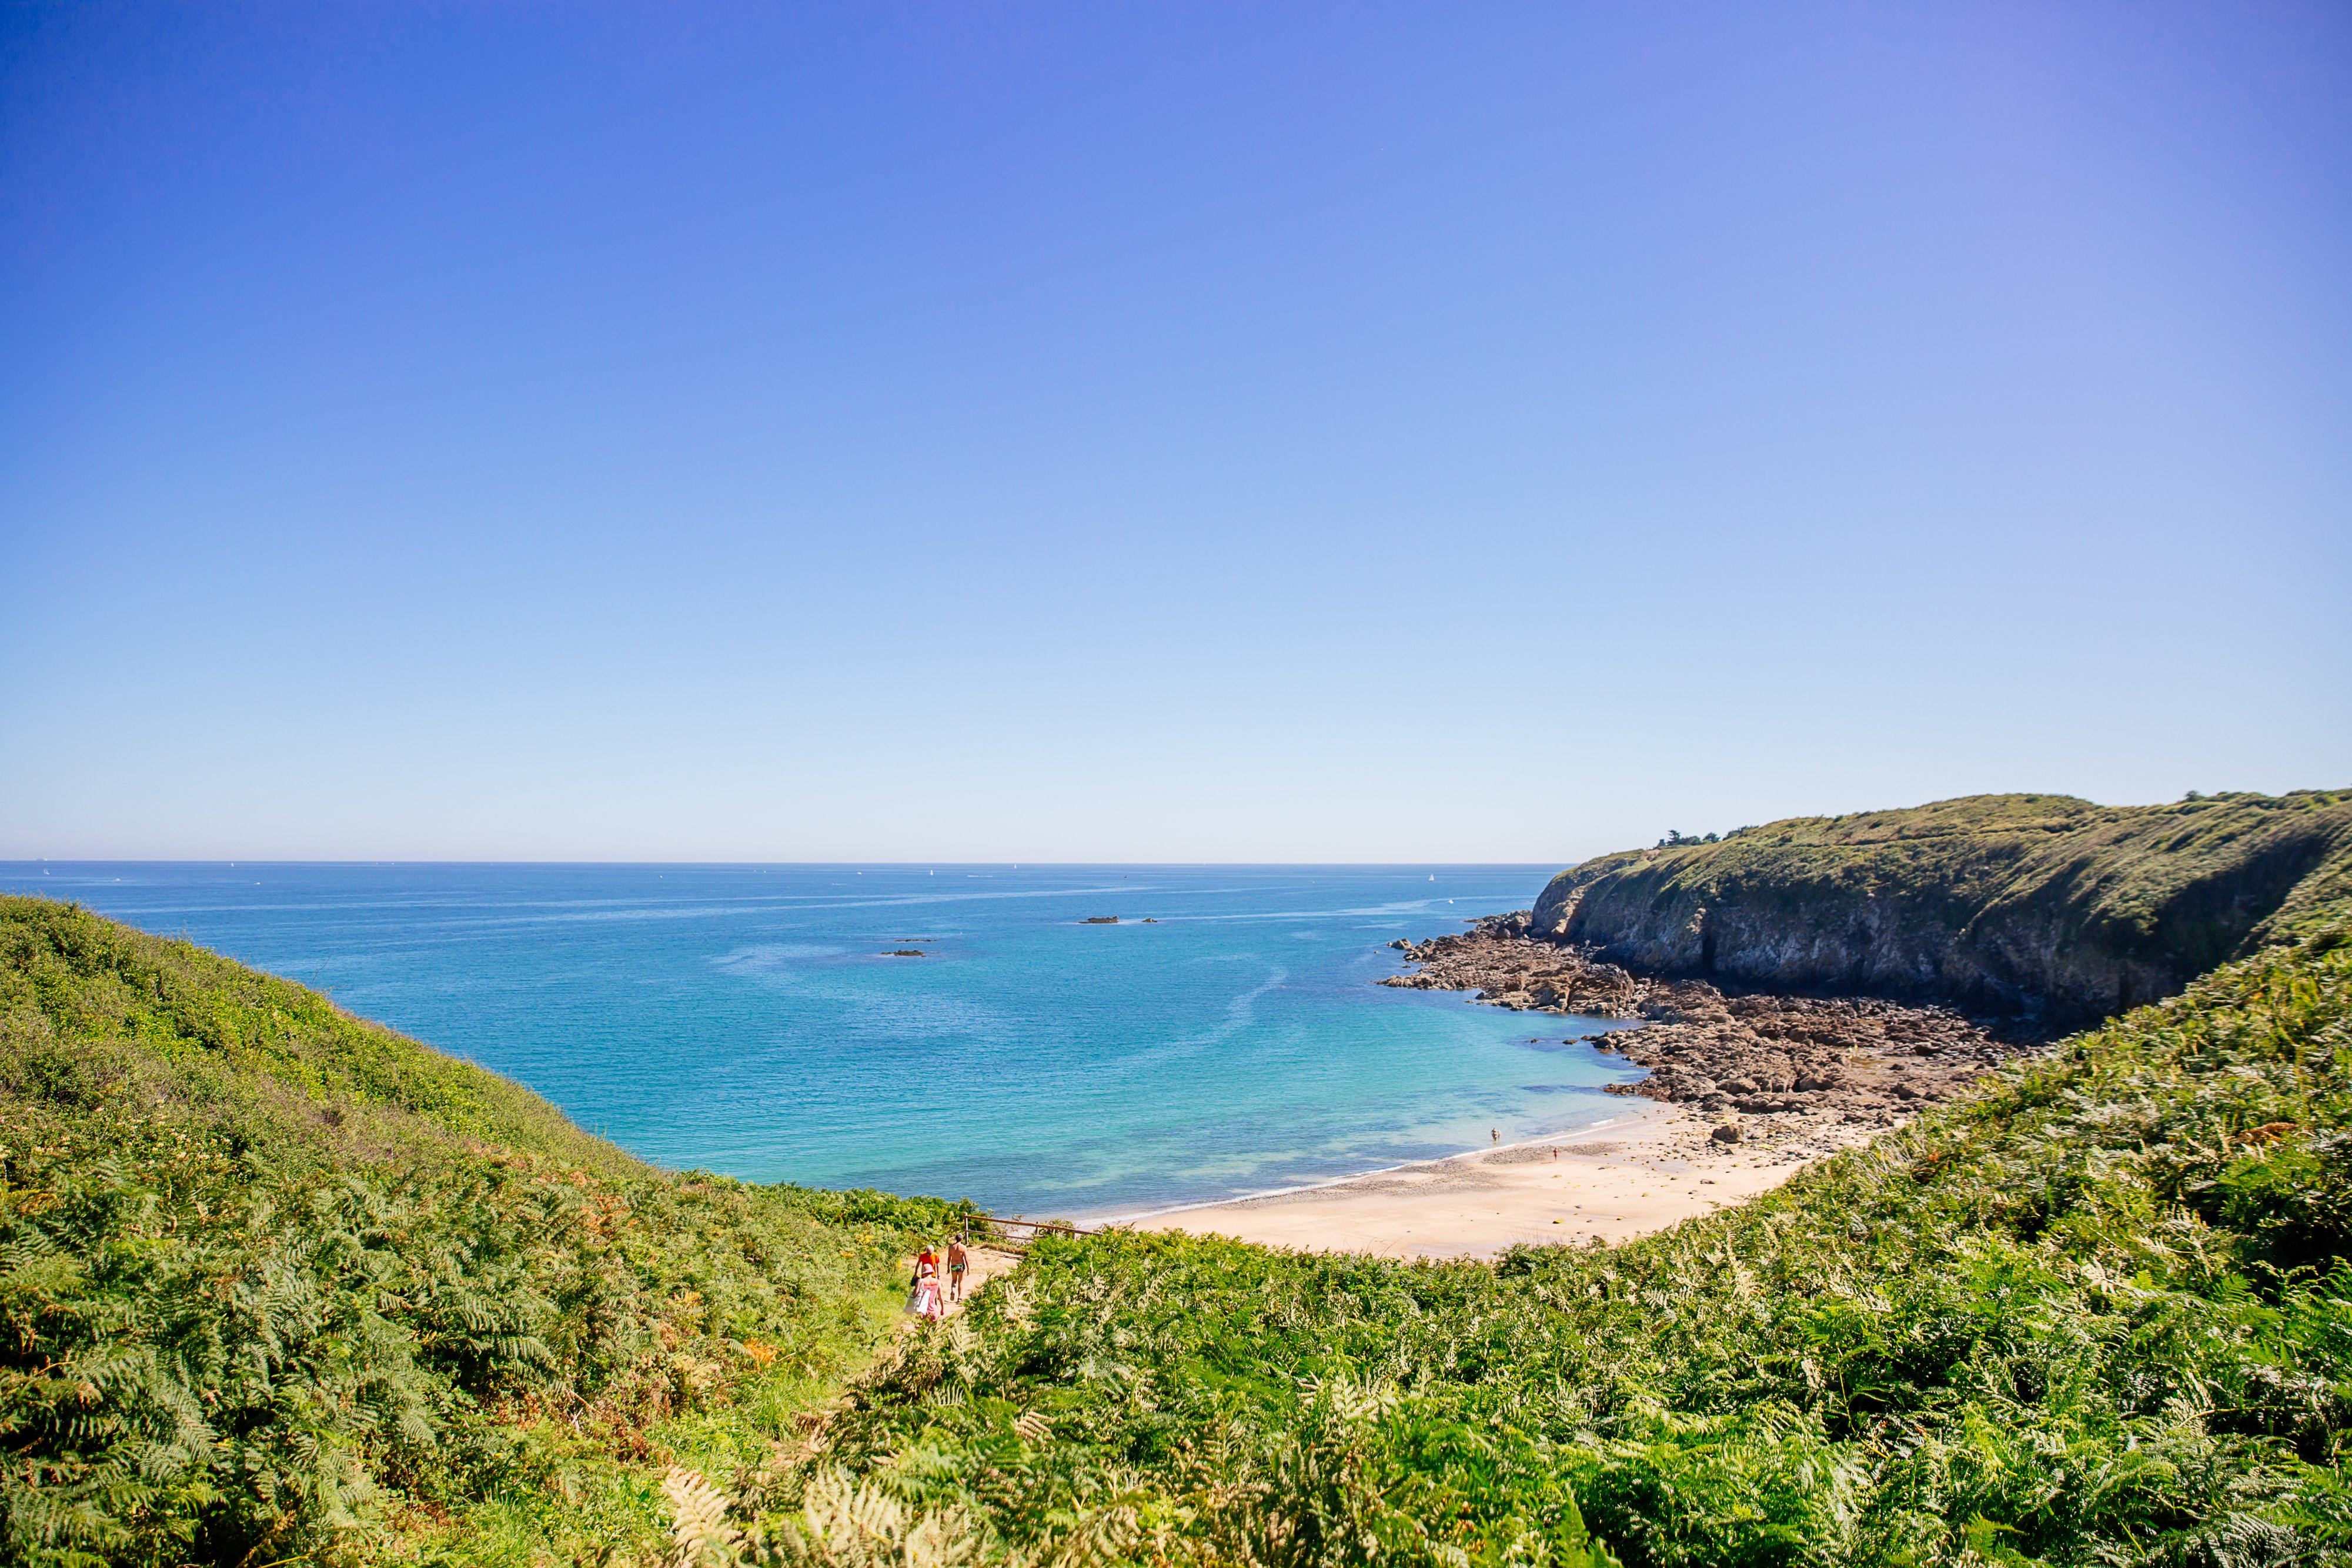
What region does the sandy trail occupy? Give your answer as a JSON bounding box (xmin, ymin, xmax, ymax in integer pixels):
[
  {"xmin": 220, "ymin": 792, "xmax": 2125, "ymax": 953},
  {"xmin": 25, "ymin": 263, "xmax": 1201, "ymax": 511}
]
[
  {"xmin": 1133, "ymin": 1104, "xmax": 1861, "ymax": 1259},
  {"xmin": 901, "ymin": 1245, "xmax": 1023, "ymax": 1322},
  {"xmin": 946, "ymin": 1246, "xmax": 1021, "ymax": 1310}
]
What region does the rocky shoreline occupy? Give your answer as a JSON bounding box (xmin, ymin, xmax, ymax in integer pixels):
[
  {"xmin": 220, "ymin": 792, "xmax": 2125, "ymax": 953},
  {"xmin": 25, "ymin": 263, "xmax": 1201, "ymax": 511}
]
[{"xmin": 1382, "ymin": 912, "xmax": 2049, "ymax": 1161}]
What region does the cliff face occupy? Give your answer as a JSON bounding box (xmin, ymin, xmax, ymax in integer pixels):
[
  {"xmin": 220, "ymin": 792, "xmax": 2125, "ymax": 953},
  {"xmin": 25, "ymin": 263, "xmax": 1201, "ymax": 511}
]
[{"xmin": 1532, "ymin": 790, "xmax": 2352, "ymax": 1027}]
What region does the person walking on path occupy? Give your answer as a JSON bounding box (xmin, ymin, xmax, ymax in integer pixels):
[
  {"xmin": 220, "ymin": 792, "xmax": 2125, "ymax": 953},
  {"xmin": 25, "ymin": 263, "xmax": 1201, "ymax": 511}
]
[
  {"xmin": 947, "ymin": 1236, "xmax": 970, "ymax": 1303},
  {"xmin": 909, "ymin": 1246, "xmax": 944, "ymax": 1319}
]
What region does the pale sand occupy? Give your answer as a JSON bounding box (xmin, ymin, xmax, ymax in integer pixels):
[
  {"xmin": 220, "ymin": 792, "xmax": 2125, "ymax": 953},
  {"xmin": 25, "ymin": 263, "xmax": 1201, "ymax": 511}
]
[
  {"xmin": 948, "ymin": 1246, "xmax": 1021, "ymax": 1310},
  {"xmin": 1132, "ymin": 1103, "xmax": 1864, "ymax": 1260}
]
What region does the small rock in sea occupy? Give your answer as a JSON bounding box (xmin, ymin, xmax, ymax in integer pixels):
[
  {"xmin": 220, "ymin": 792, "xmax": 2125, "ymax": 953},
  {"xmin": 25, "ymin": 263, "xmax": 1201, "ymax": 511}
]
[
  {"xmin": 1141, "ymin": 918, "xmax": 1159, "ymax": 923},
  {"xmin": 1083, "ymin": 916, "xmax": 1120, "ymax": 925},
  {"xmin": 887, "ymin": 949, "xmax": 926, "ymax": 957},
  {"xmin": 1710, "ymin": 1124, "xmax": 1743, "ymax": 1144}
]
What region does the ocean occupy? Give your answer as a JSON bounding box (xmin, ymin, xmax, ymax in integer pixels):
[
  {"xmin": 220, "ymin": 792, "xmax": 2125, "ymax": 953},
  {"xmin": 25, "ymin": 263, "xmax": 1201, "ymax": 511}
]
[{"xmin": 0, "ymin": 862, "xmax": 1644, "ymax": 1217}]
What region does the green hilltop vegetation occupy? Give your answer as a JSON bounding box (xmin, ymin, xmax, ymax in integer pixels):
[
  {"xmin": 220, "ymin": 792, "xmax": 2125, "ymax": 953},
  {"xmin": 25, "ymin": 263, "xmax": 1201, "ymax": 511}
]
[
  {"xmin": 11, "ymin": 890, "xmax": 2352, "ymax": 1566},
  {"xmin": 0, "ymin": 895, "xmax": 970, "ymax": 1567},
  {"xmin": 1531, "ymin": 789, "xmax": 2352, "ymax": 1027}
]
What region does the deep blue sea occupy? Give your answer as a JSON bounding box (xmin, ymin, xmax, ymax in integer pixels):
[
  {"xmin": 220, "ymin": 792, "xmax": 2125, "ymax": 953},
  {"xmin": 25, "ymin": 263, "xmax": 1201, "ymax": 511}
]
[{"xmin": 0, "ymin": 863, "xmax": 1644, "ymax": 1216}]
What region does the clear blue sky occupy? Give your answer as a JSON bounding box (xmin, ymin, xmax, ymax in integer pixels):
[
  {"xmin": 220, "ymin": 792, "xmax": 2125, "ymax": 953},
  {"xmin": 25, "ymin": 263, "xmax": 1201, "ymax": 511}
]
[{"xmin": 4, "ymin": 2, "xmax": 2347, "ymax": 864}]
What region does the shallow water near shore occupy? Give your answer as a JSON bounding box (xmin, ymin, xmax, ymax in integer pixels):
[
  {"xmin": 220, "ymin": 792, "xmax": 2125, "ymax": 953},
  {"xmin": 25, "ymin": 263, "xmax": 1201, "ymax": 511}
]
[{"xmin": 1, "ymin": 863, "xmax": 1643, "ymax": 1215}]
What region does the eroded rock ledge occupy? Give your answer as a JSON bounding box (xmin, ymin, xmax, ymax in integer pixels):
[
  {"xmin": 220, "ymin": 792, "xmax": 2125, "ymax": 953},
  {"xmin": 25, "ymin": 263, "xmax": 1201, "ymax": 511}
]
[{"xmin": 1382, "ymin": 912, "xmax": 2048, "ymax": 1153}]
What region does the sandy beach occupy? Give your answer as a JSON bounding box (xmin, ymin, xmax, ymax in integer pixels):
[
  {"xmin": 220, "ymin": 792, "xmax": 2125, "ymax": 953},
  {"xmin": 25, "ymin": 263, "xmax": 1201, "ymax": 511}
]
[{"xmin": 1134, "ymin": 1102, "xmax": 1878, "ymax": 1259}]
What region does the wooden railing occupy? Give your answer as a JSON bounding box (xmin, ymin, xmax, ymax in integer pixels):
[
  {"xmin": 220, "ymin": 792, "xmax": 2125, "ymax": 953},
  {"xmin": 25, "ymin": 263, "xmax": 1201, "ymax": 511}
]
[{"xmin": 961, "ymin": 1213, "xmax": 1103, "ymax": 1247}]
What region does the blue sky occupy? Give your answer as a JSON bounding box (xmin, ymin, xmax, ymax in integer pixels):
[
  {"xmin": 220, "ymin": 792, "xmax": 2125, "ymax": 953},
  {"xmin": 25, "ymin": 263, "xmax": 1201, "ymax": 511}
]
[{"xmin": 4, "ymin": 2, "xmax": 2347, "ymax": 862}]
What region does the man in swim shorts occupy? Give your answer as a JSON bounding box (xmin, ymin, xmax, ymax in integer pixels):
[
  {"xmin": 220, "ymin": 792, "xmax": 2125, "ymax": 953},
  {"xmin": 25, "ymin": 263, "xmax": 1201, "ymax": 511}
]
[{"xmin": 947, "ymin": 1236, "xmax": 970, "ymax": 1302}]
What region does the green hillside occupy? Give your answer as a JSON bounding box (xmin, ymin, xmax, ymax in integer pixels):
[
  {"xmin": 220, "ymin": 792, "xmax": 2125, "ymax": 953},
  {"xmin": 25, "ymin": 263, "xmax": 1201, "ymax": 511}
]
[
  {"xmin": 0, "ymin": 895, "xmax": 968, "ymax": 1567},
  {"xmin": 741, "ymin": 904, "xmax": 2352, "ymax": 1566},
  {"xmin": 1531, "ymin": 789, "xmax": 2352, "ymax": 1025}
]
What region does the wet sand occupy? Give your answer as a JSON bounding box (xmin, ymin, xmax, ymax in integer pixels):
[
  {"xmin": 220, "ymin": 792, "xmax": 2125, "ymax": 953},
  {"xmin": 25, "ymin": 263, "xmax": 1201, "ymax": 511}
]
[{"xmin": 1132, "ymin": 1103, "xmax": 1863, "ymax": 1259}]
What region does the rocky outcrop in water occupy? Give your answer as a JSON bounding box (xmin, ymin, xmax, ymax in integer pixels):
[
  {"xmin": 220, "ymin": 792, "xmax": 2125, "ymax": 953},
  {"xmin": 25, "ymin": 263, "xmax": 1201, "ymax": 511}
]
[
  {"xmin": 1382, "ymin": 919, "xmax": 2033, "ymax": 1133},
  {"xmin": 1382, "ymin": 922, "xmax": 1642, "ymax": 1015}
]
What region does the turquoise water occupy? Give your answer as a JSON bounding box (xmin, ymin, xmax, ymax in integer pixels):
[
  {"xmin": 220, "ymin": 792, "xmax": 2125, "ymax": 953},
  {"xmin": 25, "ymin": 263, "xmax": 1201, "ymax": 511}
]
[{"xmin": 0, "ymin": 863, "xmax": 1643, "ymax": 1216}]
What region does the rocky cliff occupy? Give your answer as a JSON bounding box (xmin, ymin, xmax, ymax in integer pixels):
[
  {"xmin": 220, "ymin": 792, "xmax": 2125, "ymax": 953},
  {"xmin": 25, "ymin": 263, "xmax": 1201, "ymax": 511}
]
[{"xmin": 1531, "ymin": 790, "xmax": 2352, "ymax": 1027}]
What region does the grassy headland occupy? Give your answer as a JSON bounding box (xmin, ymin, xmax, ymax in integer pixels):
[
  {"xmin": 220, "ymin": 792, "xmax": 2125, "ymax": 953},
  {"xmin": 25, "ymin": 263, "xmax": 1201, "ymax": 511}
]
[
  {"xmin": 0, "ymin": 895, "xmax": 968, "ymax": 1567},
  {"xmin": 1532, "ymin": 790, "xmax": 2352, "ymax": 1026}
]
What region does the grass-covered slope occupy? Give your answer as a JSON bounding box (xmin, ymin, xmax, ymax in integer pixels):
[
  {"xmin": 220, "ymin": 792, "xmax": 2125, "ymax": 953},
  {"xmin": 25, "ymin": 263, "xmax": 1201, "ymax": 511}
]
[
  {"xmin": 766, "ymin": 905, "xmax": 2352, "ymax": 1567},
  {"xmin": 1531, "ymin": 789, "xmax": 2352, "ymax": 1025},
  {"xmin": 0, "ymin": 896, "xmax": 967, "ymax": 1568}
]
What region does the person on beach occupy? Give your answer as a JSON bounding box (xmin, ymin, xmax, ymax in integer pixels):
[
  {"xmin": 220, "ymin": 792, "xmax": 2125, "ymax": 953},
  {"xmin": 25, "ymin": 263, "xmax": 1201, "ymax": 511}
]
[{"xmin": 947, "ymin": 1236, "xmax": 970, "ymax": 1302}]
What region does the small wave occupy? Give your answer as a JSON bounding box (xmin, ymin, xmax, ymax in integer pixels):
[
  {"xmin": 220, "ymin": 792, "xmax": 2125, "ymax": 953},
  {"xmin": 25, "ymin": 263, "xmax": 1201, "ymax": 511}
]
[{"xmin": 710, "ymin": 943, "xmax": 848, "ymax": 970}]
